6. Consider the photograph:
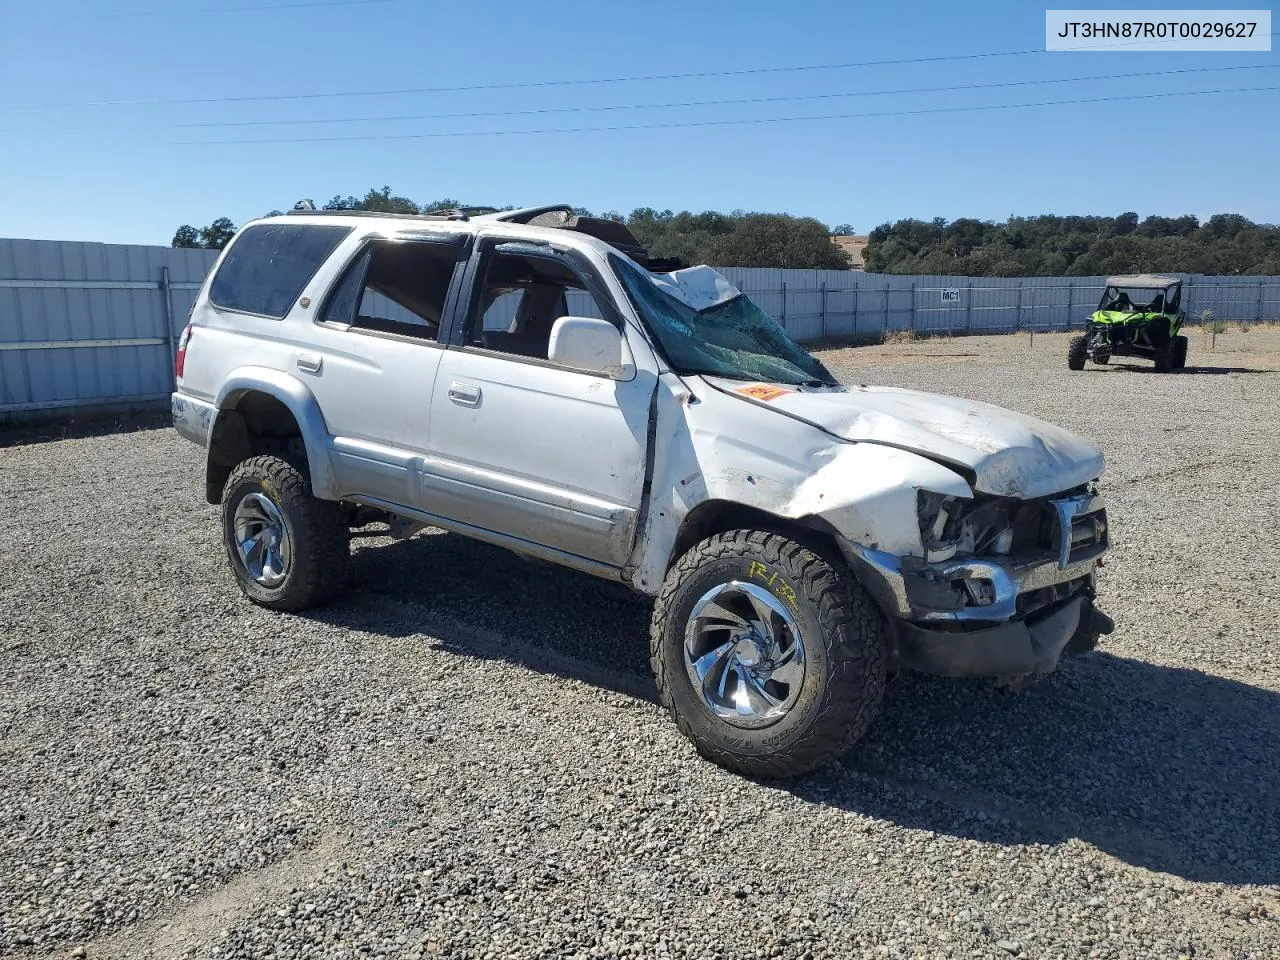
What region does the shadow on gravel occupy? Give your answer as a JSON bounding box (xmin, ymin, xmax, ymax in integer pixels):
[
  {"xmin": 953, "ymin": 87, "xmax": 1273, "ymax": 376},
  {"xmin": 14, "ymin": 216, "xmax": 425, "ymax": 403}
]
[
  {"xmin": 1085, "ymin": 363, "xmax": 1274, "ymax": 375},
  {"xmin": 319, "ymin": 531, "xmax": 1279, "ymax": 887},
  {"xmin": 0, "ymin": 412, "xmax": 171, "ymax": 449},
  {"xmin": 313, "ymin": 531, "xmax": 657, "ymax": 700},
  {"xmin": 803, "ymin": 659, "xmax": 1280, "ymax": 887}
]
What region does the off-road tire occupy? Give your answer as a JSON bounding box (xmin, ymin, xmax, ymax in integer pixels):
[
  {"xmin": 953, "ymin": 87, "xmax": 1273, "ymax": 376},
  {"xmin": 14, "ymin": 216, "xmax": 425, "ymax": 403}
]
[
  {"xmin": 1172, "ymin": 335, "xmax": 1188, "ymax": 370},
  {"xmin": 650, "ymin": 530, "xmax": 886, "ymax": 778},
  {"xmin": 220, "ymin": 455, "xmax": 349, "ymax": 611},
  {"xmin": 1067, "ymin": 335, "xmax": 1088, "ymax": 370},
  {"xmin": 1153, "ymin": 337, "xmax": 1174, "ymax": 372}
]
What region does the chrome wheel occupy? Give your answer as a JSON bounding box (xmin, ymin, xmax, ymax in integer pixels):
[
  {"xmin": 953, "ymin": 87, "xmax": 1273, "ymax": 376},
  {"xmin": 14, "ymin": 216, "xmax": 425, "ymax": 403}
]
[
  {"xmin": 232, "ymin": 492, "xmax": 292, "ymax": 588},
  {"xmin": 683, "ymin": 581, "xmax": 806, "ymax": 729}
]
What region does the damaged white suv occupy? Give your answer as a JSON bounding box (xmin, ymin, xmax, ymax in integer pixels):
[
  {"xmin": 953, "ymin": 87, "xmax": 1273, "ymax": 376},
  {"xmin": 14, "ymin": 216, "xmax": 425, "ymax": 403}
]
[{"xmin": 173, "ymin": 203, "xmax": 1113, "ymax": 777}]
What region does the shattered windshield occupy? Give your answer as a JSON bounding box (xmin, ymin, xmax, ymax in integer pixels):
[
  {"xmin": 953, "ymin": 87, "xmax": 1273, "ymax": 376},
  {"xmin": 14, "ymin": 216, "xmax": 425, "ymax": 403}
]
[{"xmin": 610, "ymin": 254, "xmax": 837, "ymax": 387}]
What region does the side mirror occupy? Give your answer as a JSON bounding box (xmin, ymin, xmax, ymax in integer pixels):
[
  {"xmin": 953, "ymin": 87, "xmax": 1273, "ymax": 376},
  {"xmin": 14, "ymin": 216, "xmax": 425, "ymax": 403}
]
[{"xmin": 547, "ymin": 316, "xmax": 634, "ymax": 379}]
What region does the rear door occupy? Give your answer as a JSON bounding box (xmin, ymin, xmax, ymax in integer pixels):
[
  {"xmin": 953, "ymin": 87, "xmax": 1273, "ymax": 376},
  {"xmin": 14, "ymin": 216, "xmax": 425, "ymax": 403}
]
[
  {"xmin": 423, "ymin": 238, "xmax": 656, "ymax": 567},
  {"xmin": 302, "ymin": 233, "xmax": 470, "ymax": 506}
]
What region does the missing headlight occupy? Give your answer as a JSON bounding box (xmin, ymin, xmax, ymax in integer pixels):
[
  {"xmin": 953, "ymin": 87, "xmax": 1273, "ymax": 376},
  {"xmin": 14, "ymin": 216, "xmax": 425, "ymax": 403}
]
[{"xmin": 917, "ymin": 491, "xmax": 961, "ymax": 562}]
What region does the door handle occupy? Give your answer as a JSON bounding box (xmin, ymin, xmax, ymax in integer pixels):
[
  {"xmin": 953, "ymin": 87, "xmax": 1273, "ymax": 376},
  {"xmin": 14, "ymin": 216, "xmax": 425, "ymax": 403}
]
[
  {"xmin": 447, "ymin": 382, "xmax": 481, "ymax": 406},
  {"xmin": 296, "ymin": 352, "xmax": 323, "ymax": 374}
]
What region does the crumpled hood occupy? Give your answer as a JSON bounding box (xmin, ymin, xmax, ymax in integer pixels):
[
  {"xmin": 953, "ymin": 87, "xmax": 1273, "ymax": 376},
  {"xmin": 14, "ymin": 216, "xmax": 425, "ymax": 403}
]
[{"xmin": 709, "ymin": 380, "xmax": 1105, "ymax": 499}]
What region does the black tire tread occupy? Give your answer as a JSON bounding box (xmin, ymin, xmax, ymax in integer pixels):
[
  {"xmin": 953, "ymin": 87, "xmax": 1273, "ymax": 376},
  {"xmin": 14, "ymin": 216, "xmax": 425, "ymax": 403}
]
[
  {"xmin": 650, "ymin": 530, "xmax": 885, "ymax": 778},
  {"xmin": 220, "ymin": 454, "xmax": 349, "ymax": 611},
  {"xmin": 1067, "ymin": 335, "xmax": 1087, "ymax": 370}
]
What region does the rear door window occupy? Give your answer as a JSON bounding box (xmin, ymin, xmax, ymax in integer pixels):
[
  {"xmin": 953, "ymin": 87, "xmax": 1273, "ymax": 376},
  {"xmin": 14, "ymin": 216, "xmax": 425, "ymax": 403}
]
[
  {"xmin": 210, "ymin": 223, "xmax": 351, "ymax": 318},
  {"xmin": 321, "ymin": 237, "xmax": 464, "ymax": 341}
]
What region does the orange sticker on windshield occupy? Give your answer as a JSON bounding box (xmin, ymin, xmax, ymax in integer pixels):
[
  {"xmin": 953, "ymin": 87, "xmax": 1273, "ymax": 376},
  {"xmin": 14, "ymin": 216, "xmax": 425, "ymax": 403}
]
[{"xmin": 736, "ymin": 384, "xmax": 791, "ymax": 402}]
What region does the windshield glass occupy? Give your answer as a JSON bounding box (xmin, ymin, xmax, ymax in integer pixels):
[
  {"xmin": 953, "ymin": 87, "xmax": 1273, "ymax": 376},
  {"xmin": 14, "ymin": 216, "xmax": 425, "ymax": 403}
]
[{"xmin": 610, "ymin": 254, "xmax": 837, "ymax": 387}]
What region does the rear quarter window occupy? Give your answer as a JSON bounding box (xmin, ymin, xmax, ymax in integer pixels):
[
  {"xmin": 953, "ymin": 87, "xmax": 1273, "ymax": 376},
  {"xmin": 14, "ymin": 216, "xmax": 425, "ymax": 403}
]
[{"xmin": 210, "ymin": 223, "xmax": 352, "ymax": 318}]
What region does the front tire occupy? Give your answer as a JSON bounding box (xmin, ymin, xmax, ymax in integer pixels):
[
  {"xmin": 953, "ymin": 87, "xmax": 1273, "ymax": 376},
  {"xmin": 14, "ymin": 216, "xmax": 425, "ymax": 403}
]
[
  {"xmin": 1172, "ymin": 334, "xmax": 1188, "ymax": 370},
  {"xmin": 1068, "ymin": 335, "xmax": 1087, "ymax": 370},
  {"xmin": 650, "ymin": 530, "xmax": 886, "ymax": 778},
  {"xmin": 220, "ymin": 455, "xmax": 350, "ymax": 611}
]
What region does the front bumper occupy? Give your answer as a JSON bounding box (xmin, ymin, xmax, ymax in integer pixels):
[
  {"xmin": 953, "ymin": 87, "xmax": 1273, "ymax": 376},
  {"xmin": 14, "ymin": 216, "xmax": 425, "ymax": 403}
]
[
  {"xmin": 889, "ymin": 595, "xmax": 1114, "ymax": 678},
  {"xmin": 839, "ymin": 489, "xmax": 1112, "ymax": 677}
]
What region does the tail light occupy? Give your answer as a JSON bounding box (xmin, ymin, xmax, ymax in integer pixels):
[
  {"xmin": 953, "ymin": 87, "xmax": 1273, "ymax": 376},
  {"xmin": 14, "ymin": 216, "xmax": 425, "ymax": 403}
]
[{"xmin": 175, "ymin": 322, "xmax": 193, "ymax": 381}]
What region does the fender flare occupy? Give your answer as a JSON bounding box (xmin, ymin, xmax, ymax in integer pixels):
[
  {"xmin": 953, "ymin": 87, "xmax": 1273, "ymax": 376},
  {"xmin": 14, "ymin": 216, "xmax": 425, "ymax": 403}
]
[{"xmin": 214, "ymin": 367, "xmax": 338, "ymax": 500}]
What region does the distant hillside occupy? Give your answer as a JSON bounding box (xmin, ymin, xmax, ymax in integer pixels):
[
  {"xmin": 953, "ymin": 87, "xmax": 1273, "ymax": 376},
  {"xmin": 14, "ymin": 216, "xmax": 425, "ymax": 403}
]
[{"xmin": 864, "ymin": 213, "xmax": 1280, "ymax": 277}]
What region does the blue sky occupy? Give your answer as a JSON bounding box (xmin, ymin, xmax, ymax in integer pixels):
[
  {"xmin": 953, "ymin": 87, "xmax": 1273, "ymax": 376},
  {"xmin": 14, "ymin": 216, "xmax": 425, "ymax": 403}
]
[{"xmin": 1, "ymin": 0, "xmax": 1276, "ymax": 245}]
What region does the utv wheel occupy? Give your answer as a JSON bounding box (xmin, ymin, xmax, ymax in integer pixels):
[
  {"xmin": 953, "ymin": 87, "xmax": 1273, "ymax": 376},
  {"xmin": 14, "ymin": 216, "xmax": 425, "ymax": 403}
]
[
  {"xmin": 1067, "ymin": 335, "xmax": 1088, "ymax": 371},
  {"xmin": 650, "ymin": 530, "xmax": 886, "ymax": 779},
  {"xmin": 1172, "ymin": 335, "xmax": 1188, "ymax": 370},
  {"xmin": 1153, "ymin": 337, "xmax": 1174, "ymax": 372},
  {"xmin": 220, "ymin": 455, "xmax": 349, "ymax": 611}
]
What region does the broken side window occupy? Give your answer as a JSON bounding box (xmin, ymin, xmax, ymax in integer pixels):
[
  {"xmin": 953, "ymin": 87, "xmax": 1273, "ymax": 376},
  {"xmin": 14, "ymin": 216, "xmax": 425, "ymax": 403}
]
[
  {"xmin": 464, "ymin": 249, "xmax": 606, "ymax": 361},
  {"xmin": 322, "ymin": 238, "xmax": 461, "ymax": 341}
]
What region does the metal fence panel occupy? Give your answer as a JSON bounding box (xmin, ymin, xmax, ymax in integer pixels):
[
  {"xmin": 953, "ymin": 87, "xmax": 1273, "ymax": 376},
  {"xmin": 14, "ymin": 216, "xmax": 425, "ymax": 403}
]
[{"xmin": 0, "ymin": 239, "xmax": 217, "ymax": 413}]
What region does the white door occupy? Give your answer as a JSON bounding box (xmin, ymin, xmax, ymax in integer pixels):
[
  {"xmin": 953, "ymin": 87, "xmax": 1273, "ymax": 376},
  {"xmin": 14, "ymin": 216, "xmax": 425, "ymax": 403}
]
[
  {"xmin": 424, "ymin": 350, "xmax": 653, "ymax": 565},
  {"xmin": 422, "ymin": 243, "xmax": 654, "ymax": 566},
  {"xmin": 301, "ymin": 236, "xmax": 462, "ymax": 506}
]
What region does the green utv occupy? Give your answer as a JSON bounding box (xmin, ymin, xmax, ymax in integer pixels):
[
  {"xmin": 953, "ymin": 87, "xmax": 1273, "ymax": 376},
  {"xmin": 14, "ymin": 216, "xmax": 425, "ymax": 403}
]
[{"xmin": 1068, "ymin": 275, "xmax": 1188, "ymax": 372}]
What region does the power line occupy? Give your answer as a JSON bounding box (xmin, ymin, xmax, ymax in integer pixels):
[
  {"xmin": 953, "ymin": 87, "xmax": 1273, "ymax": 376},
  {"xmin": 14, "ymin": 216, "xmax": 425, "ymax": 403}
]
[
  {"xmin": 6, "ymin": 33, "xmax": 1275, "ymax": 111},
  {"xmin": 6, "ymin": 63, "xmax": 1276, "ymax": 134},
  {"xmin": 166, "ymin": 84, "xmax": 1280, "ymax": 145},
  {"xmin": 57, "ymin": 0, "xmax": 392, "ymax": 19}
]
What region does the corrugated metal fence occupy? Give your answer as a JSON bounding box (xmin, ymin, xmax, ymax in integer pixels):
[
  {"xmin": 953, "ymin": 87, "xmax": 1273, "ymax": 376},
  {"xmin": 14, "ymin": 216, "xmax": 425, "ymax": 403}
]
[
  {"xmin": 1, "ymin": 239, "xmax": 218, "ymax": 416},
  {"xmin": 713, "ymin": 268, "xmax": 1280, "ymax": 343},
  {"xmin": 2, "ymin": 236, "xmax": 1278, "ymax": 417}
]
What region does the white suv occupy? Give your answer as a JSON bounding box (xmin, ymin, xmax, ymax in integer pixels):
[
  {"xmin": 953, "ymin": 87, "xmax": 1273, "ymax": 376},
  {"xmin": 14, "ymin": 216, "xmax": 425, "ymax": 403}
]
[{"xmin": 173, "ymin": 203, "xmax": 1113, "ymax": 777}]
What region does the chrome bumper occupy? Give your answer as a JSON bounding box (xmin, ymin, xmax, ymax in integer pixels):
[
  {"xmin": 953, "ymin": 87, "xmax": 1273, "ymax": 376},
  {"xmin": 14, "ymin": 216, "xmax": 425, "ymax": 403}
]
[
  {"xmin": 841, "ymin": 492, "xmax": 1109, "ymax": 624},
  {"xmin": 845, "ymin": 546, "xmax": 1101, "ymax": 622},
  {"xmin": 171, "ymin": 392, "xmax": 216, "ymax": 447}
]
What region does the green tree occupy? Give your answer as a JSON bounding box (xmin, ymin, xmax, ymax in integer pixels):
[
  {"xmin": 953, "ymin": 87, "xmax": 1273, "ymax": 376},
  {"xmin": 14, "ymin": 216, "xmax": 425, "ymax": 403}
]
[
  {"xmin": 704, "ymin": 214, "xmax": 851, "ymax": 269},
  {"xmin": 171, "ymin": 225, "xmax": 201, "ymax": 248},
  {"xmin": 198, "ymin": 218, "xmax": 237, "ymax": 250},
  {"xmin": 865, "ymin": 212, "xmax": 1280, "ymax": 276},
  {"xmin": 172, "ymin": 219, "xmax": 236, "ymax": 250}
]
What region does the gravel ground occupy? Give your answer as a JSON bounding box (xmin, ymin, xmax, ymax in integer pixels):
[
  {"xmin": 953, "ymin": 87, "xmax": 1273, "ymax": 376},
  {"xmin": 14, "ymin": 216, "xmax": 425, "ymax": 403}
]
[{"xmin": 2, "ymin": 330, "xmax": 1278, "ymax": 960}]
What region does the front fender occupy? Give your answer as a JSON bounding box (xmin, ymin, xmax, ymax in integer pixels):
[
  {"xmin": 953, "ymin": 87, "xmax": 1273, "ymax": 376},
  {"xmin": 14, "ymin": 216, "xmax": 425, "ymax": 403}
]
[
  {"xmin": 215, "ymin": 367, "xmax": 338, "ymax": 500},
  {"xmin": 628, "ymin": 377, "xmax": 972, "ymax": 594}
]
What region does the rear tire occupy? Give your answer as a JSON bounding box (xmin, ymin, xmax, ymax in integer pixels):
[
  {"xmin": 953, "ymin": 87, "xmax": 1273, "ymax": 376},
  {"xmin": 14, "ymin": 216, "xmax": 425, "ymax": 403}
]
[
  {"xmin": 650, "ymin": 530, "xmax": 886, "ymax": 779},
  {"xmin": 1067, "ymin": 335, "xmax": 1088, "ymax": 370},
  {"xmin": 220, "ymin": 455, "xmax": 349, "ymax": 611},
  {"xmin": 1172, "ymin": 335, "xmax": 1188, "ymax": 370}
]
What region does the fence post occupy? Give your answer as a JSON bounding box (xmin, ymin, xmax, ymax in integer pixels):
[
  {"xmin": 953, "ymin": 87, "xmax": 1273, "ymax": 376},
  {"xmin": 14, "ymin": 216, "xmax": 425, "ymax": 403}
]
[
  {"xmin": 1257, "ymin": 278, "xmax": 1265, "ymax": 325},
  {"xmin": 882, "ymin": 284, "xmax": 889, "ymax": 337},
  {"xmin": 820, "ymin": 280, "xmax": 827, "ymax": 341},
  {"xmin": 852, "ymin": 278, "xmax": 859, "ymax": 340},
  {"xmin": 780, "ymin": 280, "xmax": 787, "ymax": 329},
  {"xmin": 966, "ymin": 279, "xmax": 973, "ymax": 333},
  {"xmin": 1066, "ymin": 281, "xmax": 1075, "ymax": 331},
  {"xmin": 910, "ymin": 282, "xmax": 917, "ymax": 334},
  {"xmin": 160, "ymin": 266, "xmax": 177, "ymax": 388}
]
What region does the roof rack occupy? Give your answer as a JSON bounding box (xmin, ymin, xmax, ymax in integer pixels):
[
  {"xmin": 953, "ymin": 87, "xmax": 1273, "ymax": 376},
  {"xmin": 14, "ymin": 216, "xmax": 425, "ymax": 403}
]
[{"xmin": 285, "ymin": 199, "xmax": 469, "ymax": 222}]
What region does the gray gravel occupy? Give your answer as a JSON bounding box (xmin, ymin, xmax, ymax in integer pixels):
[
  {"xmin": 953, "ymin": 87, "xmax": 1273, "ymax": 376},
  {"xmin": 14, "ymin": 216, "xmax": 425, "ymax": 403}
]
[{"xmin": 2, "ymin": 330, "xmax": 1278, "ymax": 959}]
